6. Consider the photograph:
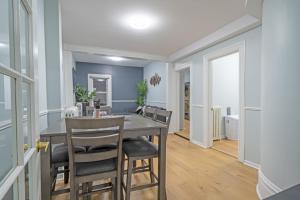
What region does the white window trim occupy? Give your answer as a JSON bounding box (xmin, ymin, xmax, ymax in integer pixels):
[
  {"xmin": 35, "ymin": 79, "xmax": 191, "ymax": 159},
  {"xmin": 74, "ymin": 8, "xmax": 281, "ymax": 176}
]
[{"xmin": 88, "ymin": 74, "xmax": 112, "ymax": 107}]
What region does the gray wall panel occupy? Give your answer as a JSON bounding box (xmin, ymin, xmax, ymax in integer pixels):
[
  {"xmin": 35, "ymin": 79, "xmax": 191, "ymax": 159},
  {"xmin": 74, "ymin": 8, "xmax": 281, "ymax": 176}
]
[{"xmin": 75, "ymin": 62, "xmax": 143, "ymax": 113}]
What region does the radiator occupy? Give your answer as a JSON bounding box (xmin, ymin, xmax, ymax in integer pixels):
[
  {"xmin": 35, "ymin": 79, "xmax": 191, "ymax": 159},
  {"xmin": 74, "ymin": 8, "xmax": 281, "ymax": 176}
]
[{"xmin": 212, "ymin": 106, "xmax": 222, "ymax": 140}]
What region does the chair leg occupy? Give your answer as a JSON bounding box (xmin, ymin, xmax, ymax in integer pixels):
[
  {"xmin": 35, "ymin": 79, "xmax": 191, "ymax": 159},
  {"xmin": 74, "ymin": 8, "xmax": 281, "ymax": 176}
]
[
  {"xmin": 82, "ymin": 183, "xmax": 89, "ymax": 200},
  {"xmin": 51, "ymin": 166, "xmax": 58, "ymax": 192},
  {"xmin": 70, "ymin": 177, "xmax": 77, "ymax": 200},
  {"xmin": 112, "ymin": 178, "xmax": 116, "ymax": 200},
  {"xmin": 149, "ymin": 158, "xmax": 155, "ymax": 183},
  {"xmin": 121, "ymin": 153, "xmax": 125, "ymax": 200},
  {"xmin": 125, "ymin": 158, "xmax": 133, "ymax": 200},
  {"xmin": 133, "ymin": 160, "xmax": 137, "ymax": 168},
  {"xmin": 64, "ymin": 165, "xmax": 69, "ymax": 184}
]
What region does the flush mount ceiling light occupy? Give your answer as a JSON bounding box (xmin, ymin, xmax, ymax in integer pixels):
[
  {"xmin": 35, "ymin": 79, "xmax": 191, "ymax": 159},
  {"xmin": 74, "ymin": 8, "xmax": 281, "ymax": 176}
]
[
  {"xmin": 107, "ymin": 56, "xmax": 125, "ymax": 61},
  {"xmin": 0, "ymin": 42, "xmax": 8, "ymax": 48},
  {"xmin": 123, "ymin": 13, "xmax": 156, "ymax": 30}
]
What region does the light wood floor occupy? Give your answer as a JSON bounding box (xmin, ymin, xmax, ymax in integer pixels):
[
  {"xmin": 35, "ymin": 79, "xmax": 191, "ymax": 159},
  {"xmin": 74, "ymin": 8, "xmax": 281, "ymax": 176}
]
[
  {"xmin": 212, "ymin": 139, "xmax": 238, "ymax": 158},
  {"xmin": 53, "ymin": 135, "xmax": 258, "ymax": 200},
  {"xmin": 176, "ymin": 120, "xmax": 190, "ymax": 139}
]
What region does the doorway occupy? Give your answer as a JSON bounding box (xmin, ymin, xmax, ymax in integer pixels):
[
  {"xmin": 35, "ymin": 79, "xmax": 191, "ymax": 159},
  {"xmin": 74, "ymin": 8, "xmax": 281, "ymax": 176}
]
[
  {"xmin": 176, "ymin": 68, "xmax": 190, "ymax": 140},
  {"xmin": 209, "ymin": 52, "xmax": 239, "ymax": 157},
  {"xmin": 203, "ymin": 42, "xmax": 245, "ymax": 161}
]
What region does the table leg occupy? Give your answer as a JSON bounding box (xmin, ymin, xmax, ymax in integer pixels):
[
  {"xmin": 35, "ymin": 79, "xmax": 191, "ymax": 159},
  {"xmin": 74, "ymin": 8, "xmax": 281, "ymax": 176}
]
[
  {"xmin": 158, "ymin": 128, "xmax": 167, "ymax": 200},
  {"xmin": 41, "ymin": 137, "xmax": 51, "ymax": 200}
]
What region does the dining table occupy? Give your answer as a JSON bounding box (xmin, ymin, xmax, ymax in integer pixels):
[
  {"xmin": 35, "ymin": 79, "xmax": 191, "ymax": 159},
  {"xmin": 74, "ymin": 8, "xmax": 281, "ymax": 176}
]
[{"xmin": 40, "ymin": 114, "xmax": 168, "ymax": 200}]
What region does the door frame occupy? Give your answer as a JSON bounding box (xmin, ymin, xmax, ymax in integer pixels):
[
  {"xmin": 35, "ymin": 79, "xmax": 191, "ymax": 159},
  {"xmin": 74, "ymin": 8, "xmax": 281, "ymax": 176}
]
[
  {"xmin": 203, "ymin": 41, "xmax": 245, "ymax": 162},
  {"xmin": 174, "ymin": 63, "xmax": 192, "ymax": 140}
]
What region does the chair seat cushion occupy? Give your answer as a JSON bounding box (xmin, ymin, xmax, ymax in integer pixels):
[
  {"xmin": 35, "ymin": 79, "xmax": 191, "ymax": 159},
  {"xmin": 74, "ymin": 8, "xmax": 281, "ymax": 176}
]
[
  {"xmin": 87, "ymin": 144, "xmax": 117, "ymax": 153},
  {"xmin": 52, "ymin": 144, "xmax": 86, "ymax": 163},
  {"xmin": 76, "ymin": 159, "xmax": 116, "ymax": 176},
  {"xmin": 123, "ymin": 138, "xmax": 158, "ymax": 157}
]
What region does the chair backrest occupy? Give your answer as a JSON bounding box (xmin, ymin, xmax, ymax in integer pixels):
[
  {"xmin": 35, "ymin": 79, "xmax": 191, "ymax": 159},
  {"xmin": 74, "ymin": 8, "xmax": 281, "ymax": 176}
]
[
  {"xmin": 155, "ymin": 109, "xmax": 172, "ymax": 130},
  {"xmin": 143, "ymin": 107, "xmax": 157, "ymax": 119},
  {"xmin": 100, "ymin": 106, "xmax": 112, "ymax": 115},
  {"xmin": 65, "ymin": 117, "xmax": 124, "ymax": 175}
]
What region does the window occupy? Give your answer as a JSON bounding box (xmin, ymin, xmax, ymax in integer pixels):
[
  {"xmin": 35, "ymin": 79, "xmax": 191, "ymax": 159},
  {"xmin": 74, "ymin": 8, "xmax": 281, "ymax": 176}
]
[{"xmin": 88, "ymin": 74, "xmax": 112, "ymax": 107}]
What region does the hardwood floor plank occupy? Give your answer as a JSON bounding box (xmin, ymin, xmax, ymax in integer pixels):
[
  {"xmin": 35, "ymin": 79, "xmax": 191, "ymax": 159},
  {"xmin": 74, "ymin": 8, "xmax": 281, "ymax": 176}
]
[
  {"xmin": 53, "ymin": 135, "xmax": 258, "ymax": 200},
  {"xmin": 212, "ymin": 139, "xmax": 238, "ymax": 158}
]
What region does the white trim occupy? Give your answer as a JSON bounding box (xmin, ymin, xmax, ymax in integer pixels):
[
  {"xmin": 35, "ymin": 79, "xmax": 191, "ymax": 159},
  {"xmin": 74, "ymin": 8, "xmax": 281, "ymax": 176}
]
[
  {"xmin": 0, "ymin": 166, "xmax": 23, "ymax": 200},
  {"xmin": 191, "ymin": 104, "xmax": 204, "ymax": 108},
  {"xmin": 203, "ymin": 41, "xmax": 246, "ymax": 162},
  {"xmin": 112, "ymin": 100, "xmax": 136, "ymax": 103},
  {"xmin": 173, "ymin": 63, "xmax": 192, "ymax": 138},
  {"xmin": 256, "ymin": 185, "xmax": 263, "ymax": 200},
  {"xmin": 39, "ymin": 110, "xmax": 48, "ymax": 116},
  {"xmin": 244, "ymin": 106, "xmax": 262, "ymax": 111},
  {"xmin": 174, "ymin": 62, "xmax": 192, "ymax": 71},
  {"xmin": 244, "ymin": 160, "xmax": 260, "ymax": 170},
  {"xmin": 24, "ymin": 148, "xmax": 36, "ymax": 165},
  {"xmin": 168, "ymin": 15, "xmax": 260, "ymax": 62},
  {"xmin": 257, "ymin": 169, "xmax": 282, "ymax": 199},
  {"xmin": 64, "ymin": 43, "xmax": 166, "ymax": 62},
  {"xmin": 190, "ymin": 139, "xmax": 209, "ymax": 149},
  {"xmin": 146, "ymin": 100, "xmax": 166, "ymax": 105},
  {"xmin": 47, "ymin": 108, "xmax": 64, "ymax": 113}
]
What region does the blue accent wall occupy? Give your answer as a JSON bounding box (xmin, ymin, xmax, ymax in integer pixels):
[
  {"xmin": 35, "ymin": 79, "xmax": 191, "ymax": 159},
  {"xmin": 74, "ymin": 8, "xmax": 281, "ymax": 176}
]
[{"xmin": 75, "ymin": 62, "xmax": 143, "ymax": 113}]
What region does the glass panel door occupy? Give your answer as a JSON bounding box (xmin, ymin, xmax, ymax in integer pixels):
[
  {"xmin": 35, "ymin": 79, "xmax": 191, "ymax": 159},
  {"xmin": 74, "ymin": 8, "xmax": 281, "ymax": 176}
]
[
  {"xmin": 0, "ymin": 74, "xmax": 17, "ymax": 184},
  {"xmin": 0, "ymin": 0, "xmax": 39, "ymax": 199}
]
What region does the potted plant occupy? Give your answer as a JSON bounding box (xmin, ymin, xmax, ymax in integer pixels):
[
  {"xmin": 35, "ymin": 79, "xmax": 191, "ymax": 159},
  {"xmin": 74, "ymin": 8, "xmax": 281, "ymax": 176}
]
[
  {"xmin": 136, "ymin": 80, "xmax": 148, "ymax": 114},
  {"xmin": 75, "ymin": 85, "xmax": 96, "ymax": 116}
]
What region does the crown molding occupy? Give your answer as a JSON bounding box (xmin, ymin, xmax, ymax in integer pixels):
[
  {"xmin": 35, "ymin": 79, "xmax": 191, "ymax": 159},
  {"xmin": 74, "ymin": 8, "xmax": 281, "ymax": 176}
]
[{"xmin": 63, "ymin": 43, "xmax": 166, "ymax": 62}]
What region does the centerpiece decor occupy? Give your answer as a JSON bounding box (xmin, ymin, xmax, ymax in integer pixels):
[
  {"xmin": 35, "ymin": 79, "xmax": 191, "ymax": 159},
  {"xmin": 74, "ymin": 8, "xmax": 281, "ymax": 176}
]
[{"xmin": 75, "ymin": 85, "xmax": 96, "ymax": 116}]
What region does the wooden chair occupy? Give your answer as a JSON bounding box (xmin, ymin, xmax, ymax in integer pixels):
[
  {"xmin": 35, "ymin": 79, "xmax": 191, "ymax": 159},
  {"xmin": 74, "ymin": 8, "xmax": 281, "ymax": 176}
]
[
  {"xmin": 143, "ymin": 107, "xmax": 157, "ymax": 119},
  {"xmin": 122, "ymin": 110, "xmax": 172, "ymax": 200},
  {"xmin": 100, "ymin": 106, "xmax": 112, "ymax": 115},
  {"xmin": 65, "ymin": 117, "xmax": 124, "ymax": 200},
  {"xmin": 51, "ymin": 144, "xmax": 85, "ymax": 193}
]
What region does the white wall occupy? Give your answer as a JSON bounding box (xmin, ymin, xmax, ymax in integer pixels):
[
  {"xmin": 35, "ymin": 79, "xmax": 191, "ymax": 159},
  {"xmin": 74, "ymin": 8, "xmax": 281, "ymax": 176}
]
[
  {"xmin": 212, "ymin": 52, "xmax": 239, "ymax": 116},
  {"xmin": 62, "ymin": 51, "xmax": 75, "ymax": 108},
  {"xmin": 258, "ymin": 0, "xmax": 300, "ymax": 198},
  {"xmin": 172, "ymin": 26, "xmax": 261, "ymax": 165},
  {"xmin": 44, "ymin": 0, "xmax": 64, "ymax": 125},
  {"xmin": 211, "ymin": 52, "xmax": 239, "ymax": 136},
  {"xmin": 36, "ymin": 0, "xmax": 48, "ymax": 131},
  {"xmin": 143, "ymin": 61, "xmax": 167, "ymax": 108}
]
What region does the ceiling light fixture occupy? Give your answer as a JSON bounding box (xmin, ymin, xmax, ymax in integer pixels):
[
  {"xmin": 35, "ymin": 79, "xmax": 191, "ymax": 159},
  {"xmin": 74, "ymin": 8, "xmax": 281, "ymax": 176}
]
[
  {"xmin": 0, "ymin": 42, "xmax": 8, "ymax": 48},
  {"xmin": 107, "ymin": 56, "xmax": 125, "ymax": 61},
  {"xmin": 124, "ymin": 13, "xmax": 156, "ymax": 30}
]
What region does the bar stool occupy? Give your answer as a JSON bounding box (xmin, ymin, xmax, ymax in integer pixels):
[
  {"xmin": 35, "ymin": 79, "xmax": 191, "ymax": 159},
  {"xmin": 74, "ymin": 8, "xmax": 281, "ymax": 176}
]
[
  {"xmin": 122, "ymin": 110, "xmax": 172, "ymax": 200},
  {"xmin": 65, "ymin": 117, "xmax": 124, "ymax": 200},
  {"xmin": 51, "ymin": 144, "xmax": 86, "ymax": 192}
]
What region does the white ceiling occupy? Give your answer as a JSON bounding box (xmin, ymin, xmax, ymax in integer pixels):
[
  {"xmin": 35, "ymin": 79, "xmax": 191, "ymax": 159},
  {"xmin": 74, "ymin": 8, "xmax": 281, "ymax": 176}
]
[
  {"xmin": 73, "ymin": 52, "xmax": 152, "ymax": 67},
  {"xmin": 61, "ymin": 0, "xmax": 262, "ymax": 57}
]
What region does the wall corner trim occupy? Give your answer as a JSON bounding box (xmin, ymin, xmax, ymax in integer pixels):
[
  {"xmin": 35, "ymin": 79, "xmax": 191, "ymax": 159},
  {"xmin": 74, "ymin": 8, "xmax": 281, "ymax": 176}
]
[{"xmin": 257, "ymin": 169, "xmax": 282, "ymax": 199}]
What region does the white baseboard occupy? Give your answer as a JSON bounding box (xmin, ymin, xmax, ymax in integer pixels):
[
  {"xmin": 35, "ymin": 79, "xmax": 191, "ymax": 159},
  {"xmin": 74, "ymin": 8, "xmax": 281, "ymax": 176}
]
[
  {"xmin": 190, "ymin": 139, "xmax": 209, "ymax": 149},
  {"xmin": 257, "ymin": 169, "xmax": 282, "ymax": 199},
  {"xmin": 244, "ymin": 160, "xmax": 260, "ymax": 170}
]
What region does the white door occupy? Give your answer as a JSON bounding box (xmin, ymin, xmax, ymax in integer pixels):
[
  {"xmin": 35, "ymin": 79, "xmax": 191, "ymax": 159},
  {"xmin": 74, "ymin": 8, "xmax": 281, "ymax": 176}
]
[
  {"xmin": 0, "ymin": 0, "xmax": 40, "ymax": 199},
  {"xmin": 88, "ymin": 74, "xmax": 112, "ymax": 107}
]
